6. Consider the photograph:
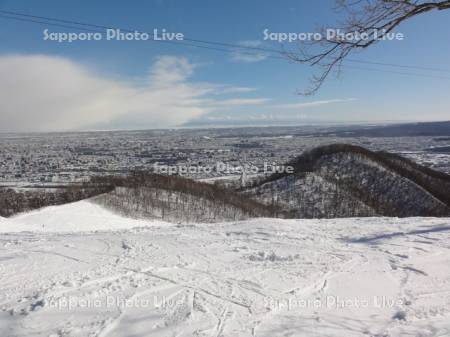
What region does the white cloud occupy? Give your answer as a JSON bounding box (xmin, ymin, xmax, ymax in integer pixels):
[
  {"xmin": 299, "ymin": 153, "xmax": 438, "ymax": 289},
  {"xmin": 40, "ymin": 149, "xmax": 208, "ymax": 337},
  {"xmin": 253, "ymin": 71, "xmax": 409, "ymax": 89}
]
[
  {"xmin": 231, "ymin": 40, "xmax": 268, "ymax": 63},
  {"xmin": 214, "ymin": 86, "xmax": 258, "ymax": 94},
  {"xmin": 0, "ymin": 54, "xmax": 262, "ymax": 132},
  {"xmin": 207, "ymin": 114, "xmax": 275, "ymax": 121},
  {"xmin": 0, "ymin": 54, "xmax": 357, "ymax": 131},
  {"xmin": 0, "ymin": 54, "xmax": 204, "ymax": 131},
  {"xmin": 276, "ymin": 98, "xmax": 357, "ymax": 110},
  {"xmin": 214, "ymin": 98, "xmax": 271, "ymax": 107}
]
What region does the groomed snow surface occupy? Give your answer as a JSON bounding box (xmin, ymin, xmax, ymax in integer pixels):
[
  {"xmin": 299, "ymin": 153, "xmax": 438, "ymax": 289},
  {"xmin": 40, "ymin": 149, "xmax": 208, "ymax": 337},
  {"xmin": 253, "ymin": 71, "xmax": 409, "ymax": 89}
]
[{"xmin": 1, "ymin": 201, "xmax": 450, "ymax": 337}]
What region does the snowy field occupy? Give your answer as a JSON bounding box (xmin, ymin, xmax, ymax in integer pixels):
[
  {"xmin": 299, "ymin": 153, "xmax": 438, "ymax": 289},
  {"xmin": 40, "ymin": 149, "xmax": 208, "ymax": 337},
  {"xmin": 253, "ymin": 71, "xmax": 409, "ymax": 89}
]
[{"xmin": 1, "ymin": 201, "xmax": 450, "ymax": 337}]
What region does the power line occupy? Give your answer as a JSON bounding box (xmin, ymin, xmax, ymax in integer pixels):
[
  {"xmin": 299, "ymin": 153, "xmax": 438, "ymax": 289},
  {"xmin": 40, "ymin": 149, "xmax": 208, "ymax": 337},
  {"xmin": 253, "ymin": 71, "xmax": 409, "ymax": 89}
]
[
  {"xmin": 1, "ymin": 9, "xmax": 450, "ymax": 79},
  {"xmin": 0, "ymin": 9, "xmax": 282, "ymax": 54},
  {"xmin": 0, "ymin": 14, "xmax": 105, "ymax": 34},
  {"xmin": 2, "ymin": 8, "xmax": 450, "ymax": 72},
  {"xmin": 0, "ymin": 12, "xmax": 286, "ymax": 60},
  {"xmin": 346, "ymin": 58, "xmax": 450, "ymax": 73},
  {"xmin": 343, "ymin": 65, "xmax": 450, "ymax": 79}
]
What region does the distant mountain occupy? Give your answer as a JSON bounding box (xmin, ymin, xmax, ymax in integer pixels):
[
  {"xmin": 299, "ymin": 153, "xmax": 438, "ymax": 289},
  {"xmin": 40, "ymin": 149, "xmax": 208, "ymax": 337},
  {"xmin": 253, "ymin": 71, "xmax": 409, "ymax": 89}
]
[
  {"xmin": 243, "ymin": 144, "xmax": 450, "ymax": 218},
  {"xmin": 305, "ymin": 121, "xmax": 450, "ymax": 138}
]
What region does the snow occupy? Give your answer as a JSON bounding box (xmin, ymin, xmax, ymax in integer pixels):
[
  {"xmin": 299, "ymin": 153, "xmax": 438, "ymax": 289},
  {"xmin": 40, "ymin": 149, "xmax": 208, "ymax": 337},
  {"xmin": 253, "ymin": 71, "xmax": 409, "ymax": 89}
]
[
  {"xmin": 0, "ymin": 201, "xmax": 450, "ymax": 336},
  {"xmin": 0, "ymin": 200, "xmax": 168, "ymax": 233}
]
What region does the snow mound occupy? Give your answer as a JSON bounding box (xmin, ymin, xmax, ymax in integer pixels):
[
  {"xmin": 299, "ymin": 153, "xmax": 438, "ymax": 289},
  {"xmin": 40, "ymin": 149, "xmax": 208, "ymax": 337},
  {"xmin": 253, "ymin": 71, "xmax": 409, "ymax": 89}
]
[
  {"xmin": 248, "ymin": 250, "xmax": 300, "ymax": 262},
  {"xmin": 0, "ymin": 200, "xmax": 168, "ymax": 233}
]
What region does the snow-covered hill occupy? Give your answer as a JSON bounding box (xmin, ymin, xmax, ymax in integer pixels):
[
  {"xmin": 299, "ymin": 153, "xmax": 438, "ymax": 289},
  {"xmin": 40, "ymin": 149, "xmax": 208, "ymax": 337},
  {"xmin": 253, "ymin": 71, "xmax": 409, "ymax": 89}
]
[
  {"xmin": 1, "ymin": 201, "xmax": 450, "ymax": 336},
  {"xmin": 0, "ymin": 200, "xmax": 168, "ymax": 233},
  {"xmin": 246, "ymin": 144, "xmax": 450, "ymax": 218}
]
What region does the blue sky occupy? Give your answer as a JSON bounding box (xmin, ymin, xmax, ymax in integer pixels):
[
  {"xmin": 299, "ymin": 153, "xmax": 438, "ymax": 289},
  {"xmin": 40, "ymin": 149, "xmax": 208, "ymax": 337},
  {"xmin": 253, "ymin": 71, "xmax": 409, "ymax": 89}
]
[{"xmin": 0, "ymin": 0, "xmax": 449, "ymax": 131}]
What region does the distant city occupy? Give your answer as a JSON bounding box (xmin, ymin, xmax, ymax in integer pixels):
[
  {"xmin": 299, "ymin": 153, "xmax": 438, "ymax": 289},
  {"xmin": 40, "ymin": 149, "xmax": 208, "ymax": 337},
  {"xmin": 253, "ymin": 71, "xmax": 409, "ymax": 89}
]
[{"xmin": 1, "ymin": 124, "xmax": 449, "ymax": 188}]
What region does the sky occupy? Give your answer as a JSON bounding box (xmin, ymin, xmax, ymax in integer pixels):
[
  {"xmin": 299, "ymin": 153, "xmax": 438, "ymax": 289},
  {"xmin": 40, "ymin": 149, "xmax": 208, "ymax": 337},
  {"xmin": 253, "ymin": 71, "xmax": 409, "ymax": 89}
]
[{"xmin": 0, "ymin": 0, "xmax": 449, "ymax": 131}]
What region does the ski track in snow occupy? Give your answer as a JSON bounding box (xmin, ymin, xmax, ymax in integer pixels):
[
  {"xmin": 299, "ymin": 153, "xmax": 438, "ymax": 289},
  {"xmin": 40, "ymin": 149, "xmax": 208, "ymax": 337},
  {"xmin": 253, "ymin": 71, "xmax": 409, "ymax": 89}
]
[{"xmin": 0, "ymin": 201, "xmax": 450, "ymax": 336}]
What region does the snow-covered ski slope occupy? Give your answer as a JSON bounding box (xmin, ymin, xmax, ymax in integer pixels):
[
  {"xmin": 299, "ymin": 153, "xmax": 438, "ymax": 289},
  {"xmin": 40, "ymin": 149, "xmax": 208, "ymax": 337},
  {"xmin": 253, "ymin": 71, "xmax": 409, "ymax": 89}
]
[
  {"xmin": 1, "ymin": 201, "xmax": 450, "ymax": 337},
  {"xmin": 0, "ymin": 200, "xmax": 168, "ymax": 233}
]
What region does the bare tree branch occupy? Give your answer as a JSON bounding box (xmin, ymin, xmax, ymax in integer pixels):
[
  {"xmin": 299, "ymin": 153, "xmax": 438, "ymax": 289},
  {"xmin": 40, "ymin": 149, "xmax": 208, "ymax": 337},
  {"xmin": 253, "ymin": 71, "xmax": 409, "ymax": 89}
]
[{"xmin": 287, "ymin": 0, "xmax": 450, "ymax": 95}]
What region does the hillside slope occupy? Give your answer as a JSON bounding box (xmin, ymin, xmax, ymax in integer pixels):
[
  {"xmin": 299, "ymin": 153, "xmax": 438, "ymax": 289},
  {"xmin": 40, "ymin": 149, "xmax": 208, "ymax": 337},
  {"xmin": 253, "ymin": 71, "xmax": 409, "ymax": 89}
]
[
  {"xmin": 244, "ymin": 144, "xmax": 450, "ymax": 218},
  {"xmin": 1, "ymin": 202, "xmax": 450, "ymax": 337},
  {"xmin": 91, "ymin": 173, "xmax": 284, "ymax": 223},
  {"xmin": 0, "ymin": 200, "xmax": 166, "ymax": 233}
]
